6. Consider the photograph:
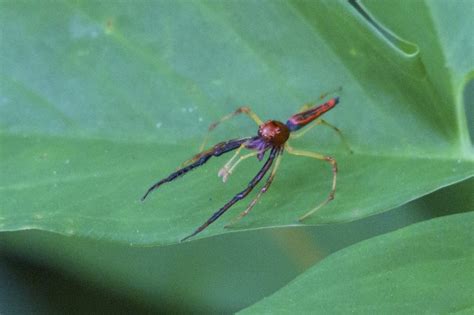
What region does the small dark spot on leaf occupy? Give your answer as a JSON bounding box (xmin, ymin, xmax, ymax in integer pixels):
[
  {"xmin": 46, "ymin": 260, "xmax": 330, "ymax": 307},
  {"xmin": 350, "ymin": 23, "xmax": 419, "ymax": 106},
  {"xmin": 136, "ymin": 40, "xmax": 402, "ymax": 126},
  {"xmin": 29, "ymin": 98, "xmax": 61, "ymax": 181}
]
[{"xmin": 105, "ymin": 18, "xmax": 114, "ymax": 34}]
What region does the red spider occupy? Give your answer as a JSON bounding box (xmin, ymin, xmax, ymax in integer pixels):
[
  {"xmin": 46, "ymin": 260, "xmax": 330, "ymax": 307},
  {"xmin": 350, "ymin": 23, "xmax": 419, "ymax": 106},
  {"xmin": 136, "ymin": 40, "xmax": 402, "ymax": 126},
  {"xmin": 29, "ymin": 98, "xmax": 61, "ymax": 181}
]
[{"xmin": 142, "ymin": 95, "xmax": 350, "ymax": 241}]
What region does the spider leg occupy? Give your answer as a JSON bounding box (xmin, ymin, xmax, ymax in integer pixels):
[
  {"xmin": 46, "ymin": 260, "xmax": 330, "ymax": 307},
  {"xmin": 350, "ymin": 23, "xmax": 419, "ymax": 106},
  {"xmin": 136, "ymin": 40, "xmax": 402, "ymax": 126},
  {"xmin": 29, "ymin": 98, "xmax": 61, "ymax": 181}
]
[
  {"xmin": 141, "ymin": 137, "xmax": 253, "ymax": 201},
  {"xmin": 199, "ymin": 106, "xmax": 263, "ymax": 152},
  {"xmin": 218, "ymin": 150, "xmax": 259, "ymax": 183},
  {"xmin": 290, "ymin": 119, "xmax": 352, "ymax": 153},
  {"xmin": 319, "ymin": 86, "xmax": 342, "ymax": 100},
  {"xmin": 216, "ymin": 144, "xmax": 244, "ymax": 181},
  {"xmin": 285, "ymin": 144, "xmax": 337, "ymax": 221},
  {"xmin": 181, "ymin": 147, "xmax": 278, "ymax": 242},
  {"xmin": 296, "ymin": 86, "xmax": 343, "ymax": 112},
  {"xmin": 225, "ymin": 151, "xmax": 283, "ymax": 227}
]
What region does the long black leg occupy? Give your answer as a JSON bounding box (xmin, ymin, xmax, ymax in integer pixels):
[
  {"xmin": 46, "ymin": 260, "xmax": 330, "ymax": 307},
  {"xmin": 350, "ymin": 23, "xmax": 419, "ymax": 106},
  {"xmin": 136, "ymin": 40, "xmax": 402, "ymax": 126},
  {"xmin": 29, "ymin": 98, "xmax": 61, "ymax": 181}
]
[
  {"xmin": 224, "ymin": 151, "xmax": 283, "ymax": 228},
  {"xmin": 181, "ymin": 147, "xmax": 280, "ymax": 241},
  {"xmin": 141, "ymin": 137, "xmax": 254, "ymax": 201}
]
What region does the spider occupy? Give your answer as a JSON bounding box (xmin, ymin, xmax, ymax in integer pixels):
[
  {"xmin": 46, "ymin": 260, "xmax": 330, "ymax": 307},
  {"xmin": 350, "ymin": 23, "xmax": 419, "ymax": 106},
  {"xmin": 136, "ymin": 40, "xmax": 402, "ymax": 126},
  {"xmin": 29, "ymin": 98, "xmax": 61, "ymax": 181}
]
[{"xmin": 142, "ymin": 94, "xmax": 351, "ymax": 241}]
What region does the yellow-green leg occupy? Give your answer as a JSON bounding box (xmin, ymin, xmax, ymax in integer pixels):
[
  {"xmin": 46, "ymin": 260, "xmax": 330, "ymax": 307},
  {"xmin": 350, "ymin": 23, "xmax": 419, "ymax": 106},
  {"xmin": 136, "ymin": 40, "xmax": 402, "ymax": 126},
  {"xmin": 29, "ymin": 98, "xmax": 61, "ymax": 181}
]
[
  {"xmin": 285, "ymin": 144, "xmax": 337, "ymax": 221},
  {"xmin": 225, "ymin": 152, "xmax": 283, "ymax": 227},
  {"xmin": 318, "ymin": 86, "xmax": 342, "ymax": 101},
  {"xmin": 218, "ymin": 146, "xmax": 259, "ymax": 182},
  {"xmin": 296, "ymin": 86, "xmax": 343, "ymax": 113},
  {"xmin": 290, "ymin": 119, "xmax": 352, "ymax": 153},
  {"xmin": 199, "ymin": 106, "xmax": 263, "ymax": 151},
  {"xmin": 180, "ymin": 106, "xmax": 263, "ymax": 168}
]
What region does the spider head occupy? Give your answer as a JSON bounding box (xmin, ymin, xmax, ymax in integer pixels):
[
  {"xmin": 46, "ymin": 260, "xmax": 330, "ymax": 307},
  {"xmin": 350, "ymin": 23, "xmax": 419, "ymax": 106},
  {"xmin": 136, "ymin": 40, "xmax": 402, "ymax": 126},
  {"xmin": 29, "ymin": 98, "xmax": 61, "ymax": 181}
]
[{"xmin": 258, "ymin": 120, "xmax": 290, "ymax": 147}]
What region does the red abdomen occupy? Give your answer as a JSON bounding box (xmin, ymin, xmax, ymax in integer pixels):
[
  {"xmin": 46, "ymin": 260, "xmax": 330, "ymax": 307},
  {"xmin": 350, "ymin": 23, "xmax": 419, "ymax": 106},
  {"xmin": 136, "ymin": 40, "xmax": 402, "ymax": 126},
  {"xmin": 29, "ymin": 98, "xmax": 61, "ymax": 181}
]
[{"xmin": 286, "ymin": 97, "xmax": 339, "ymax": 131}]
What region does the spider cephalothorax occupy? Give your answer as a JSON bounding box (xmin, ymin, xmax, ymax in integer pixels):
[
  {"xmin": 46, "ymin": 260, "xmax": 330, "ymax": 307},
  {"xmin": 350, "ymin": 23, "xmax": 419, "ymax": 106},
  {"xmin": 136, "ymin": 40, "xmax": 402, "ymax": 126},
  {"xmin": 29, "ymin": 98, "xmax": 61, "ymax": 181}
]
[
  {"xmin": 258, "ymin": 120, "xmax": 290, "ymax": 146},
  {"xmin": 243, "ymin": 120, "xmax": 290, "ymax": 161}
]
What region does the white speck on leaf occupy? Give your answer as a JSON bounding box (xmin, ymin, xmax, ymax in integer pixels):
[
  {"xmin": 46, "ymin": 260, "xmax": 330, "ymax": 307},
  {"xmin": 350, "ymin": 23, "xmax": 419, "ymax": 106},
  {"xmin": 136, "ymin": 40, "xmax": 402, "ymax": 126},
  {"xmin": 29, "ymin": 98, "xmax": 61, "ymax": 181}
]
[
  {"xmin": 69, "ymin": 14, "xmax": 102, "ymax": 40},
  {"xmin": 181, "ymin": 106, "xmax": 198, "ymax": 114}
]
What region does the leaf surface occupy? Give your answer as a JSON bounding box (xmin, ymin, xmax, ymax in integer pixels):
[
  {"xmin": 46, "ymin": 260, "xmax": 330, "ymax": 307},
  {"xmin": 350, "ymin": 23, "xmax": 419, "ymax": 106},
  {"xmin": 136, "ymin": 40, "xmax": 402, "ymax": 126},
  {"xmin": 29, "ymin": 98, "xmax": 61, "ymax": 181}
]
[
  {"xmin": 1, "ymin": 0, "xmax": 472, "ymax": 244},
  {"xmin": 240, "ymin": 212, "xmax": 474, "ymax": 314}
]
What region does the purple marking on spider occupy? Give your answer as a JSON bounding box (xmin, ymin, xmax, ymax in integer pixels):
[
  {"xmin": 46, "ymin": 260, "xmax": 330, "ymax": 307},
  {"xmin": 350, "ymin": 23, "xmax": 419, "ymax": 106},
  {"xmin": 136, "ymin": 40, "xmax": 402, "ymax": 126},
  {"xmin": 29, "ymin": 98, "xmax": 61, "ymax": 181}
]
[{"xmin": 141, "ymin": 97, "xmax": 343, "ymax": 241}]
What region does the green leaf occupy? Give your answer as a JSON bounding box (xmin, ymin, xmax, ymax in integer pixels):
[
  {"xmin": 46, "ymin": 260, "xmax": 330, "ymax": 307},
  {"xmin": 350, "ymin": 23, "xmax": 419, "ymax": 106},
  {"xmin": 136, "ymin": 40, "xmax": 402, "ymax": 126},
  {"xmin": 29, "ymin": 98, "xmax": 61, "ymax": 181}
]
[
  {"xmin": 240, "ymin": 212, "xmax": 474, "ymax": 314},
  {"xmin": 2, "ymin": 178, "xmax": 471, "ymax": 313},
  {"xmin": 1, "ymin": 1, "xmax": 473, "ymax": 244},
  {"xmin": 2, "ymin": 177, "xmax": 472, "ymax": 313}
]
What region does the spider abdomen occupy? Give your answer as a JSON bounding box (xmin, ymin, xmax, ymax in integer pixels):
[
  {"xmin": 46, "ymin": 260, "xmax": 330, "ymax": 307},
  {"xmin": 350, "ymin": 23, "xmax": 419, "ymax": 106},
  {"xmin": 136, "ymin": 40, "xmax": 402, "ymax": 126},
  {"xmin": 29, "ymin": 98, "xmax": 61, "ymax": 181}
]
[{"xmin": 258, "ymin": 120, "xmax": 290, "ymax": 146}]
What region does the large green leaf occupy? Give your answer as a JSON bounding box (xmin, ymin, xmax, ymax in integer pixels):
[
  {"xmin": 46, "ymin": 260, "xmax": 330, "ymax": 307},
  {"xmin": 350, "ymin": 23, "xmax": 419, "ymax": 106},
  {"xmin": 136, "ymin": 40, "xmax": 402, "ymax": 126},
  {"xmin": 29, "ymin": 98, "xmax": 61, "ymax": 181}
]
[
  {"xmin": 240, "ymin": 212, "xmax": 474, "ymax": 314},
  {"xmin": 1, "ymin": 178, "xmax": 472, "ymax": 313},
  {"xmin": 1, "ymin": 0, "xmax": 472, "ymax": 244}
]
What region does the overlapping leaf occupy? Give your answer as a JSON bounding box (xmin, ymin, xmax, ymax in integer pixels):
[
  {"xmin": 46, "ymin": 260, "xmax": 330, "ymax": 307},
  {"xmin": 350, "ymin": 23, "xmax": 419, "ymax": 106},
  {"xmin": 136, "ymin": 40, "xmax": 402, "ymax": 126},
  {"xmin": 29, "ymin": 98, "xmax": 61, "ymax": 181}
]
[{"xmin": 241, "ymin": 212, "xmax": 474, "ymax": 314}]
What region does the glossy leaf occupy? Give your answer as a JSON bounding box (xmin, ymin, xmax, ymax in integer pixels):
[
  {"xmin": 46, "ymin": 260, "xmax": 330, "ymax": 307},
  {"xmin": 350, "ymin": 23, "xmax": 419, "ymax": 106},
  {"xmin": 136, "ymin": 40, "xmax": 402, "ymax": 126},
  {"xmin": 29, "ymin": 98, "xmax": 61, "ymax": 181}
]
[
  {"xmin": 240, "ymin": 212, "xmax": 474, "ymax": 314},
  {"xmin": 2, "ymin": 178, "xmax": 472, "ymax": 313},
  {"xmin": 0, "ymin": 0, "xmax": 473, "ymax": 244}
]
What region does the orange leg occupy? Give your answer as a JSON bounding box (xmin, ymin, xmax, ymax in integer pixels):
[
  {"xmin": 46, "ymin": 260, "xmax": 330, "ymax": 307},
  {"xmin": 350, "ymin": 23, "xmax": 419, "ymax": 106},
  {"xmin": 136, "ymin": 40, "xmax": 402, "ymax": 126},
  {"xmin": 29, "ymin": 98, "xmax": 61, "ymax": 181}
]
[{"xmin": 285, "ymin": 144, "xmax": 337, "ymax": 221}]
